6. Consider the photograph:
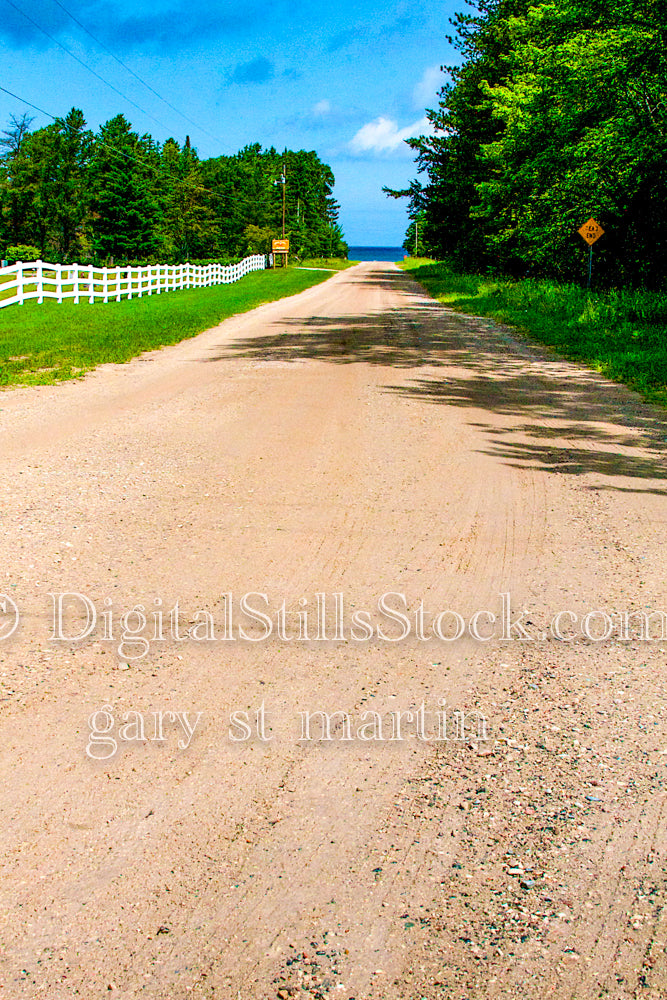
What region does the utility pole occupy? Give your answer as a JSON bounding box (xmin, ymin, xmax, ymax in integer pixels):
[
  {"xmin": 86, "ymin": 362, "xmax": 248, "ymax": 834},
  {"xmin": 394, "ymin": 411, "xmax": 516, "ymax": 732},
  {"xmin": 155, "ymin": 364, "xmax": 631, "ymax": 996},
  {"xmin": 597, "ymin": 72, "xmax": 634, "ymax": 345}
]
[{"xmin": 281, "ymin": 153, "xmax": 286, "ymax": 238}]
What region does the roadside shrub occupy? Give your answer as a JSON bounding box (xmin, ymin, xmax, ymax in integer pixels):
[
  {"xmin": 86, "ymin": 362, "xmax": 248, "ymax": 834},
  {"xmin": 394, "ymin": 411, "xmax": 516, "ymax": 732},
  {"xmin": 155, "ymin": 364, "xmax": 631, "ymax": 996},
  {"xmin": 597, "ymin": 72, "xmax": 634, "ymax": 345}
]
[{"xmin": 4, "ymin": 245, "xmax": 41, "ymax": 265}]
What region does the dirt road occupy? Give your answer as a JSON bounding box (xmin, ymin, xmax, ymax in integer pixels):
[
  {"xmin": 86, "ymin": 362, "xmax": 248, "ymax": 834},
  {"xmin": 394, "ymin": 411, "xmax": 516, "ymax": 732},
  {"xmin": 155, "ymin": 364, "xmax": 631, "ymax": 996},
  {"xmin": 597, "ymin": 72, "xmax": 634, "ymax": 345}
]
[{"xmin": 1, "ymin": 261, "xmax": 667, "ymax": 999}]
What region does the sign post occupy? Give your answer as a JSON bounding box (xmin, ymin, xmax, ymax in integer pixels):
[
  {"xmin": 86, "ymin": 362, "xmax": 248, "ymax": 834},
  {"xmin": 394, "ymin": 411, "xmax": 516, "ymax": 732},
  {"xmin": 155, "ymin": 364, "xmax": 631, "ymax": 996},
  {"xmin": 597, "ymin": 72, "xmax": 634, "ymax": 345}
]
[
  {"xmin": 577, "ymin": 218, "xmax": 605, "ymax": 289},
  {"xmin": 272, "ymin": 238, "xmax": 290, "ymax": 268}
]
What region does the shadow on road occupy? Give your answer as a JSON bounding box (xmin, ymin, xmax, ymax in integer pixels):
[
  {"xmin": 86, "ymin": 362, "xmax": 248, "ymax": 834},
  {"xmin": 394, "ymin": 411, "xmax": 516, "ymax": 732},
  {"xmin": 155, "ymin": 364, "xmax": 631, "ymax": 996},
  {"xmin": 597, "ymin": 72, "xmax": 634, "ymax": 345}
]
[
  {"xmin": 204, "ymin": 265, "xmax": 667, "ymax": 494},
  {"xmin": 384, "ymin": 356, "xmax": 667, "ymax": 494}
]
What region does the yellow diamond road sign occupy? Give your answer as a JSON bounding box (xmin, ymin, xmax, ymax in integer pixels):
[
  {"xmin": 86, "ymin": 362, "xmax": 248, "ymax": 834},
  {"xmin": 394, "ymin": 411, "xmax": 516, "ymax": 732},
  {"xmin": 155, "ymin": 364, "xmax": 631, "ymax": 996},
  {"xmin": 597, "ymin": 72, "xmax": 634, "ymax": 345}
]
[{"xmin": 578, "ymin": 218, "xmax": 604, "ymax": 245}]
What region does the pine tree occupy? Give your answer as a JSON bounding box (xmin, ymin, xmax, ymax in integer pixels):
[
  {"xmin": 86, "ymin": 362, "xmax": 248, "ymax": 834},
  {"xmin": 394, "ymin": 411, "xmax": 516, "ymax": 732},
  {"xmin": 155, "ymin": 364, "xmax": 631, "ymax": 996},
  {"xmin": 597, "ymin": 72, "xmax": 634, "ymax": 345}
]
[{"xmin": 88, "ymin": 114, "xmax": 160, "ymax": 262}]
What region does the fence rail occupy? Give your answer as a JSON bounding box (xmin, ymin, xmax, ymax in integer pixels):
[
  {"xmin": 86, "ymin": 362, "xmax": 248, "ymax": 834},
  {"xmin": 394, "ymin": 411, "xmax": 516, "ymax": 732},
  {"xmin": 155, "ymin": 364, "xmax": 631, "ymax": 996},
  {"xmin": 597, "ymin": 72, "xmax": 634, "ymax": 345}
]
[{"xmin": 0, "ymin": 255, "xmax": 269, "ymax": 310}]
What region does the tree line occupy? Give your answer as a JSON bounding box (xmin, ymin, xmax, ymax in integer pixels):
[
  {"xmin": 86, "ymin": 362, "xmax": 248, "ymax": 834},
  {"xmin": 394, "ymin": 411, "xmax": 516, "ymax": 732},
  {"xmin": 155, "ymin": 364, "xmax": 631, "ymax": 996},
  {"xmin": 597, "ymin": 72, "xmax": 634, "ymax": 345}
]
[
  {"xmin": 0, "ymin": 108, "xmax": 347, "ymax": 265},
  {"xmin": 390, "ymin": 0, "xmax": 667, "ymax": 287}
]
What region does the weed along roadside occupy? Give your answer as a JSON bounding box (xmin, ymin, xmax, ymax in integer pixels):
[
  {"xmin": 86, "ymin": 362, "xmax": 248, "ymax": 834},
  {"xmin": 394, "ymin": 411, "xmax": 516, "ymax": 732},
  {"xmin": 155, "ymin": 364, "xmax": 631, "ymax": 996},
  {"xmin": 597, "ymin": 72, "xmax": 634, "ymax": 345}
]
[
  {"xmin": 401, "ymin": 258, "xmax": 667, "ymax": 407},
  {"xmin": 0, "ymin": 265, "xmax": 333, "ymax": 388}
]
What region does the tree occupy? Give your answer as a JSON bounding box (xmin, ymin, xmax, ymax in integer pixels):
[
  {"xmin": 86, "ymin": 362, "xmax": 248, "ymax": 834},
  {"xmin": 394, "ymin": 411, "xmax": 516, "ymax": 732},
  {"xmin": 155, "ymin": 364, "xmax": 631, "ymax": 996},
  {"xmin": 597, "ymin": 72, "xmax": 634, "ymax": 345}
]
[
  {"xmin": 0, "ymin": 113, "xmax": 34, "ymax": 159},
  {"xmin": 88, "ymin": 114, "xmax": 160, "ymax": 261},
  {"xmin": 158, "ymin": 138, "xmax": 217, "ymax": 261},
  {"xmin": 0, "ymin": 113, "xmax": 35, "ymax": 248},
  {"xmin": 402, "ymin": 214, "xmax": 429, "ymax": 256},
  {"xmin": 392, "ymin": 0, "xmax": 667, "ymax": 286},
  {"xmin": 1, "ymin": 107, "xmax": 348, "ymax": 263}
]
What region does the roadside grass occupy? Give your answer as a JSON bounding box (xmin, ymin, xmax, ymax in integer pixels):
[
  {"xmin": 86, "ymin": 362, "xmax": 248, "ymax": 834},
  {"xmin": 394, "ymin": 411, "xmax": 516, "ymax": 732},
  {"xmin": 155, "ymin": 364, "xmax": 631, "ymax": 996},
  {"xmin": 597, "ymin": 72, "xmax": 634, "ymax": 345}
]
[
  {"xmin": 296, "ymin": 257, "xmax": 357, "ymax": 271},
  {"xmin": 0, "ymin": 266, "xmax": 330, "ymax": 387},
  {"xmin": 401, "ymin": 259, "xmax": 667, "ymax": 407}
]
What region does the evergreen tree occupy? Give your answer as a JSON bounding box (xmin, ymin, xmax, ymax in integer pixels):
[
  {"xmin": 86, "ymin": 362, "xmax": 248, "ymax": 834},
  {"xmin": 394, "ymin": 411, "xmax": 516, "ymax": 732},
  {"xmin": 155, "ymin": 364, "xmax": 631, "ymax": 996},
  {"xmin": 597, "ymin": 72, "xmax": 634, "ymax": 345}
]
[
  {"xmin": 159, "ymin": 137, "xmax": 217, "ymax": 261},
  {"xmin": 392, "ymin": 0, "xmax": 667, "ymax": 286},
  {"xmin": 88, "ymin": 114, "xmax": 160, "ymax": 262},
  {"xmin": 0, "ymin": 108, "xmax": 348, "ymax": 263}
]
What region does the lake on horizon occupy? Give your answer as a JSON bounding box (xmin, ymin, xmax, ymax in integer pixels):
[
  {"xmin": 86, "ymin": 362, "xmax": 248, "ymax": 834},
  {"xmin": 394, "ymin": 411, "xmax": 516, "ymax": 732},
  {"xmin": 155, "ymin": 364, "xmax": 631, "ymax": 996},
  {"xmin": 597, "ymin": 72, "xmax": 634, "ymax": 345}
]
[{"xmin": 347, "ymin": 246, "xmax": 406, "ymax": 262}]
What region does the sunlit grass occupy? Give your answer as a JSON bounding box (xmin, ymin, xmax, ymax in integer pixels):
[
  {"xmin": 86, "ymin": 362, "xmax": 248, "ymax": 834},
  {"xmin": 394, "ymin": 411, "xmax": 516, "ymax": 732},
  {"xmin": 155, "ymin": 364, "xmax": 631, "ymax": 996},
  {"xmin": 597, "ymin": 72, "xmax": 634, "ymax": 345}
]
[
  {"xmin": 402, "ymin": 259, "xmax": 667, "ymax": 407},
  {"xmin": 296, "ymin": 258, "xmax": 357, "ymax": 271},
  {"xmin": 0, "ymin": 266, "xmax": 331, "ymax": 387}
]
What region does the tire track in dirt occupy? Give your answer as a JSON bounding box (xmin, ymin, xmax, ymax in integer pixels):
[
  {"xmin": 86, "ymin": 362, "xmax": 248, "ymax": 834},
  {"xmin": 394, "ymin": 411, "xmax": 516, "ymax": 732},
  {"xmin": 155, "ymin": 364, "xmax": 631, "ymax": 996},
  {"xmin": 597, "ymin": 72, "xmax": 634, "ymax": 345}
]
[{"xmin": 1, "ymin": 263, "xmax": 665, "ymax": 999}]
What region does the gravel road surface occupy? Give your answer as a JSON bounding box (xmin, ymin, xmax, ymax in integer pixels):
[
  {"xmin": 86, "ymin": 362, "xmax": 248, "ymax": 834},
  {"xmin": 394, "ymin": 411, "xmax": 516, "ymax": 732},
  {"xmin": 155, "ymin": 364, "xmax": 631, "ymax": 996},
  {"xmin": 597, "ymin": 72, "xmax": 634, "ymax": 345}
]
[{"xmin": 1, "ymin": 262, "xmax": 667, "ymax": 998}]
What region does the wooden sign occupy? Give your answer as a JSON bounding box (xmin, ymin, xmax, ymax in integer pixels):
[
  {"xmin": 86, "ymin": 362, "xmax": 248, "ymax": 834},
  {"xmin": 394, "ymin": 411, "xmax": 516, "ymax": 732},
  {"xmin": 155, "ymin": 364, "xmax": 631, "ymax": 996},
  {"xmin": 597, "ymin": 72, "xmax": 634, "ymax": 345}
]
[
  {"xmin": 272, "ymin": 239, "xmax": 290, "ymax": 252},
  {"xmin": 578, "ymin": 218, "xmax": 604, "ymax": 245}
]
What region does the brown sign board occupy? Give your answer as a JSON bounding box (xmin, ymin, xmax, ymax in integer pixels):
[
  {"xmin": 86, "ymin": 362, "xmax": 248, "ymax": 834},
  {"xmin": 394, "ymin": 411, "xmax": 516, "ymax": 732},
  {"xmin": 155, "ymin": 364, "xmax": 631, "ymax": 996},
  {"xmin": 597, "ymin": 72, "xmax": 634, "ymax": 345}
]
[
  {"xmin": 578, "ymin": 218, "xmax": 604, "ymax": 245},
  {"xmin": 272, "ymin": 239, "xmax": 290, "ymax": 252}
]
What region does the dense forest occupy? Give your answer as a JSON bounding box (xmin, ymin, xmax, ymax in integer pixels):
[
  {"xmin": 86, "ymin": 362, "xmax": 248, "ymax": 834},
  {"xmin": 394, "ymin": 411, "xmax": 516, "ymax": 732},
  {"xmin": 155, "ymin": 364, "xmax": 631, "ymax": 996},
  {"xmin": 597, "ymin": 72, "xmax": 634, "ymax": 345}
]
[
  {"xmin": 391, "ymin": 0, "xmax": 667, "ymax": 287},
  {"xmin": 0, "ymin": 109, "xmax": 347, "ymax": 264}
]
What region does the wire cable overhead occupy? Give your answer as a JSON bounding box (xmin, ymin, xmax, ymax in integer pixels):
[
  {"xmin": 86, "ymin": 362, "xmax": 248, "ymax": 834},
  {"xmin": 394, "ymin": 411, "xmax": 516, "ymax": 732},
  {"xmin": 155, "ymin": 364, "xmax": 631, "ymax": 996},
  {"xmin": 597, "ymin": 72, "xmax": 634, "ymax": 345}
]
[
  {"xmin": 47, "ymin": 0, "xmax": 220, "ymax": 143},
  {"xmin": 4, "ymin": 0, "xmax": 175, "ymax": 135}
]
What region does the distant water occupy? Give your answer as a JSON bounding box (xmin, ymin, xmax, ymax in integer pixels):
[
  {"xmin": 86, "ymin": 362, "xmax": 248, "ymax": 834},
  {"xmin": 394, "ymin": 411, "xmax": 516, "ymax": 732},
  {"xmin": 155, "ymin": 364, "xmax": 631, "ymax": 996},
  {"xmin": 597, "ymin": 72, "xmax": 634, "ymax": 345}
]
[{"xmin": 348, "ymin": 246, "xmax": 406, "ymax": 263}]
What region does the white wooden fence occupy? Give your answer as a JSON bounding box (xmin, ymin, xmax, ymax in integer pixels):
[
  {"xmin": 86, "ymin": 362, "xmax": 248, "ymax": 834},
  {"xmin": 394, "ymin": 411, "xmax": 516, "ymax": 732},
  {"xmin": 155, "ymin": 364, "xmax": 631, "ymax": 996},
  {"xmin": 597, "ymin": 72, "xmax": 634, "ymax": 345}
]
[{"xmin": 0, "ymin": 254, "xmax": 268, "ymax": 309}]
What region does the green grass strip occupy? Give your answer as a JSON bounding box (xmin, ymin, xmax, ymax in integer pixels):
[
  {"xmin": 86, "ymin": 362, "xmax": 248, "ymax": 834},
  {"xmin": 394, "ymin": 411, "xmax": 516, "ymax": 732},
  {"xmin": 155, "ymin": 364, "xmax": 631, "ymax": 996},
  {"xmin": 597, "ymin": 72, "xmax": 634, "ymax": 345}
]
[
  {"xmin": 297, "ymin": 257, "xmax": 357, "ymax": 271},
  {"xmin": 0, "ymin": 266, "xmax": 331, "ymax": 387},
  {"xmin": 401, "ymin": 259, "xmax": 667, "ymax": 408}
]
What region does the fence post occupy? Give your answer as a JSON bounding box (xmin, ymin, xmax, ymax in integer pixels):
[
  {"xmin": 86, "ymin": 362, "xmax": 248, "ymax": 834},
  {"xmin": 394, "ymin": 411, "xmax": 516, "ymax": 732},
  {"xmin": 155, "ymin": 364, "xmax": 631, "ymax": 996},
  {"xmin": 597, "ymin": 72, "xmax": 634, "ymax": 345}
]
[
  {"xmin": 6, "ymin": 252, "xmax": 260, "ymax": 310},
  {"xmin": 36, "ymin": 259, "xmax": 43, "ymax": 304}
]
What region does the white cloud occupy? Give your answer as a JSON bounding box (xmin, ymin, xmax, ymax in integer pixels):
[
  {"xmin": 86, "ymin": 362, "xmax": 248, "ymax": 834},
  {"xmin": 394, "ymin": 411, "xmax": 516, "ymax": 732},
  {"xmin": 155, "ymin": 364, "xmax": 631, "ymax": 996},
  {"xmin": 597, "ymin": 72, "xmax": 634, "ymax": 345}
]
[
  {"xmin": 349, "ymin": 115, "xmax": 433, "ymax": 155},
  {"xmin": 412, "ymin": 64, "xmax": 445, "ymax": 110},
  {"xmin": 313, "ymin": 99, "xmax": 331, "ymax": 115}
]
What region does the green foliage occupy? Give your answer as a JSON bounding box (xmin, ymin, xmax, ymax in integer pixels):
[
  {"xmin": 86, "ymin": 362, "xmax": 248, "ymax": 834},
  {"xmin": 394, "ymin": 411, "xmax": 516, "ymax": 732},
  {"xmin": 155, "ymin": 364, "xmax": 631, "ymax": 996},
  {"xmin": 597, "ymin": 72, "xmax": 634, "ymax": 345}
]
[
  {"xmin": 0, "ymin": 109, "xmax": 93, "ymax": 261},
  {"xmin": 88, "ymin": 114, "xmax": 160, "ymax": 262},
  {"xmin": 401, "ymin": 258, "xmax": 667, "ymax": 403},
  {"xmin": 402, "ymin": 215, "xmax": 428, "ymax": 256},
  {"xmin": 3, "ymin": 244, "xmax": 41, "ymax": 263},
  {"xmin": 201, "ymin": 145, "xmax": 347, "ymax": 260},
  {"xmin": 157, "ymin": 137, "xmax": 217, "ymax": 262},
  {"xmin": 243, "ymin": 224, "xmax": 277, "ymax": 255},
  {"xmin": 396, "ymin": 0, "xmax": 667, "ymax": 287},
  {"xmin": 0, "ymin": 112, "xmax": 346, "ymax": 265},
  {"xmin": 0, "ymin": 267, "xmax": 332, "ymax": 386},
  {"xmin": 188, "ymin": 255, "xmax": 242, "ymax": 266}
]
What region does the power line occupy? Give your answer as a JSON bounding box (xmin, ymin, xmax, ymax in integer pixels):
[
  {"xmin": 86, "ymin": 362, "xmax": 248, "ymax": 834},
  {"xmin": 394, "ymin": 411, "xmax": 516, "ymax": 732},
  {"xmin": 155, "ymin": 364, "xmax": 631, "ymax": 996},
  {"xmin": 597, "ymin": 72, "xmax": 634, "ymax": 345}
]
[
  {"xmin": 0, "ymin": 81, "xmax": 162, "ymax": 173},
  {"xmin": 4, "ymin": 0, "xmax": 174, "ymax": 136},
  {"xmin": 47, "ymin": 0, "xmax": 220, "ymax": 144},
  {"xmin": 0, "ymin": 84, "xmax": 56, "ymax": 122}
]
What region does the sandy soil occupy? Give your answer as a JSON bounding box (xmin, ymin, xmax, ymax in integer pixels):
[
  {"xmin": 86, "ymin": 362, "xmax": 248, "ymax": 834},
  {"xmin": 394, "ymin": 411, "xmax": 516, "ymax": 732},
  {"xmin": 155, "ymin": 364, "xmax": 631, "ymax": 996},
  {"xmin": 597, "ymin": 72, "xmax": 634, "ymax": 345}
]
[{"xmin": 1, "ymin": 261, "xmax": 666, "ymax": 999}]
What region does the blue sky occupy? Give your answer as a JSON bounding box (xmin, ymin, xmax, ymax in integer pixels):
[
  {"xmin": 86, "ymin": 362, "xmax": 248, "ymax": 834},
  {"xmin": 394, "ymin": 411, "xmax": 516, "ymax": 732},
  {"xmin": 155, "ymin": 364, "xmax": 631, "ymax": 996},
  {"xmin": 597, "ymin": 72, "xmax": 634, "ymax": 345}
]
[{"xmin": 0, "ymin": 0, "xmax": 461, "ymax": 245}]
